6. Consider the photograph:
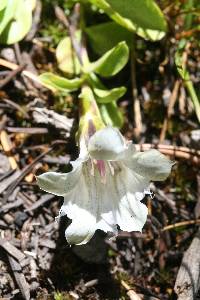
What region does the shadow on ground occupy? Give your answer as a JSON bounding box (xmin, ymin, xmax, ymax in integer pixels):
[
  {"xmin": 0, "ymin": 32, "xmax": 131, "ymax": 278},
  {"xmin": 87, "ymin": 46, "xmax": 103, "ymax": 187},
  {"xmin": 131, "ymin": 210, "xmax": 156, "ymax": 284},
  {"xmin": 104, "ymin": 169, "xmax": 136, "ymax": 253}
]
[{"xmin": 44, "ymin": 217, "xmax": 121, "ymax": 299}]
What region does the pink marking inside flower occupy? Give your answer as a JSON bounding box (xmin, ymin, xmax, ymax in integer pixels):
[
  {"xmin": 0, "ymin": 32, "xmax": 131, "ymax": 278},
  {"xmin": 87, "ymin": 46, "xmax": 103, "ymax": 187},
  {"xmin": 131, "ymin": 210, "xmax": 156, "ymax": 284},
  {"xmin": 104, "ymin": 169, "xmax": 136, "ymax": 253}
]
[
  {"xmin": 88, "ymin": 119, "xmax": 96, "ymax": 138},
  {"xmin": 96, "ymin": 160, "xmax": 106, "ymax": 179}
]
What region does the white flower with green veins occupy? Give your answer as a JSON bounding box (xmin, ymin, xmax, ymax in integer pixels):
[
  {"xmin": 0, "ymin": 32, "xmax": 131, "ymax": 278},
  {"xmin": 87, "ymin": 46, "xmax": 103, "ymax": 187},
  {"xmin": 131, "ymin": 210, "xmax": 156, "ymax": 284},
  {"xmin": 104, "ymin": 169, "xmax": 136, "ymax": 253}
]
[{"xmin": 37, "ymin": 127, "xmax": 173, "ymax": 245}]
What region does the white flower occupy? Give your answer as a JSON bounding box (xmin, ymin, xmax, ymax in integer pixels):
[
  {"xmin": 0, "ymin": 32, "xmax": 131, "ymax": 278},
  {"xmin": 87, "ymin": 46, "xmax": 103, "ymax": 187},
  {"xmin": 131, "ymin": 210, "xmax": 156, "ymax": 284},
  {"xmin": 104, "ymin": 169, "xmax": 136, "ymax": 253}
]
[{"xmin": 37, "ymin": 127, "xmax": 173, "ymax": 245}]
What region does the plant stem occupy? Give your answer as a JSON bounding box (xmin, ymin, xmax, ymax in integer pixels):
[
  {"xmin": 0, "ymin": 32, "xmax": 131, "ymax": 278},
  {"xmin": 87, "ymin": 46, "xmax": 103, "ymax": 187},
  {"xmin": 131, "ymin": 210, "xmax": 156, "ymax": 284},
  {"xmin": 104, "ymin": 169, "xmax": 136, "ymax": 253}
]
[
  {"xmin": 55, "ymin": 5, "xmax": 83, "ymax": 65},
  {"xmin": 80, "ymin": 85, "xmax": 102, "ymax": 120},
  {"xmin": 185, "ymin": 79, "xmax": 200, "ymax": 123},
  {"xmin": 55, "ymin": 4, "xmax": 104, "ymax": 128}
]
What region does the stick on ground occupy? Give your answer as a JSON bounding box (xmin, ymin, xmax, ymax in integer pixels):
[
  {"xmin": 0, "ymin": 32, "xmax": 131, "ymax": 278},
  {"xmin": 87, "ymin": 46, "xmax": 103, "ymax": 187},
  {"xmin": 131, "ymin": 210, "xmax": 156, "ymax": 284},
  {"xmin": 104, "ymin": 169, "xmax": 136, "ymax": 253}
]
[{"xmin": 174, "ymin": 229, "xmax": 200, "ymax": 299}]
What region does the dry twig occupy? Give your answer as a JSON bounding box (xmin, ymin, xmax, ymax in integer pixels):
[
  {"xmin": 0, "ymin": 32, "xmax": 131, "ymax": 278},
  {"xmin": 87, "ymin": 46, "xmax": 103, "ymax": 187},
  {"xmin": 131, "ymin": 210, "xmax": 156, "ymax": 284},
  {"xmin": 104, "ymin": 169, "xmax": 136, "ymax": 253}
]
[
  {"xmin": 135, "ymin": 143, "xmax": 200, "ymax": 164},
  {"xmin": 160, "ymin": 80, "xmax": 180, "ymax": 142},
  {"xmin": 0, "ymin": 239, "xmax": 25, "ymax": 263},
  {"xmin": 174, "ymin": 229, "xmax": 200, "ymax": 299},
  {"xmin": 0, "ymin": 130, "xmax": 18, "ymax": 170},
  {"xmin": 0, "ymin": 64, "xmax": 25, "ymax": 88},
  {"xmin": 121, "ymin": 280, "xmax": 142, "ymax": 300},
  {"xmin": 131, "ymin": 43, "xmax": 142, "ymax": 138},
  {"xmin": 162, "ymin": 219, "xmax": 200, "ymax": 232},
  {"xmin": 8, "ymin": 256, "xmax": 30, "ymax": 300},
  {"xmin": 0, "ymin": 58, "xmax": 55, "ymax": 91}
]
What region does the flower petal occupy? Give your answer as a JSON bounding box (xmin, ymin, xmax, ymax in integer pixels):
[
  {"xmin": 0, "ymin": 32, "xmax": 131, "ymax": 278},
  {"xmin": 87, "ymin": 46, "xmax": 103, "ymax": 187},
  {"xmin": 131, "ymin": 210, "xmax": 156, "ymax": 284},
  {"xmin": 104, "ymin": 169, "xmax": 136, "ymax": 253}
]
[
  {"xmin": 116, "ymin": 193, "xmax": 148, "ymax": 232},
  {"xmin": 88, "ymin": 126, "xmax": 127, "ymax": 160},
  {"xmin": 59, "ymin": 161, "xmax": 118, "ymax": 244},
  {"xmin": 36, "ymin": 160, "xmax": 82, "ymax": 196},
  {"xmin": 97, "ymin": 164, "xmax": 149, "ymax": 233},
  {"xmin": 60, "ymin": 173, "xmax": 97, "ymax": 245},
  {"xmin": 111, "ymin": 165, "xmax": 149, "ymax": 232},
  {"xmin": 124, "ymin": 149, "xmax": 173, "ymax": 181},
  {"xmin": 65, "ymin": 206, "xmax": 96, "ymax": 245},
  {"xmin": 55, "ymin": 159, "xmax": 150, "ymax": 245}
]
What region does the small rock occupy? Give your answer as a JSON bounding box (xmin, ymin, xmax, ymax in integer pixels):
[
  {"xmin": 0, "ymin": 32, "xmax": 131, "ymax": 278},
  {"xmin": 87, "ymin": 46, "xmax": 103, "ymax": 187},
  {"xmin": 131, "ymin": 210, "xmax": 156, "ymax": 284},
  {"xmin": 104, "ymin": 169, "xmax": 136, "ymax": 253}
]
[{"xmin": 14, "ymin": 212, "xmax": 29, "ymax": 228}]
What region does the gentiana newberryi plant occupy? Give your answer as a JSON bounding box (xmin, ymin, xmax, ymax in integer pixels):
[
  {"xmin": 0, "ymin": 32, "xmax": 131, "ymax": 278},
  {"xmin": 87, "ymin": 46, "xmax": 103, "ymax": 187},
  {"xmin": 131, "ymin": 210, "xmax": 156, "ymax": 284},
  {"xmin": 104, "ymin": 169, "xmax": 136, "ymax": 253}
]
[
  {"xmin": 36, "ymin": 3, "xmax": 173, "ymax": 245},
  {"xmin": 37, "ymin": 121, "xmax": 173, "ymax": 245}
]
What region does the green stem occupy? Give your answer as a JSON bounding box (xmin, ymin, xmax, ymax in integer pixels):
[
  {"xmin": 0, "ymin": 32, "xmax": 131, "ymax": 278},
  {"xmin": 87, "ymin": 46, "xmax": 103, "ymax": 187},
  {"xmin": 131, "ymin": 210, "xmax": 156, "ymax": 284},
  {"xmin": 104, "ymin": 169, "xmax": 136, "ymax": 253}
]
[
  {"xmin": 80, "ymin": 85, "xmax": 104, "ymax": 123},
  {"xmin": 55, "ymin": 4, "xmax": 105, "ymax": 130},
  {"xmin": 184, "ymin": 0, "xmax": 194, "ymax": 30},
  {"xmin": 78, "ymin": 85, "xmax": 105, "ymax": 142},
  {"xmin": 185, "ymin": 80, "xmax": 200, "ymax": 123}
]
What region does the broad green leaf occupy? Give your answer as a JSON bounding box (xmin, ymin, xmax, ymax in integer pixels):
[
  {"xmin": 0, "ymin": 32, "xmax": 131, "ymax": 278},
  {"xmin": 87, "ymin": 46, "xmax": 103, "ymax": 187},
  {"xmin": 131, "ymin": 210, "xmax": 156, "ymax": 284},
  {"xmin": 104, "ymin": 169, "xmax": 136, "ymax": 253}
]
[
  {"xmin": 85, "ymin": 41, "xmax": 129, "ymax": 77},
  {"xmin": 0, "ymin": 0, "xmax": 18, "ymax": 35},
  {"xmin": 83, "ymin": 0, "xmax": 167, "ymax": 41},
  {"xmin": 99, "ymin": 101, "xmax": 124, "ymax": 128},
  {"xmin": 39, "ymin": 73, "xmax": 83, "ymax": 92},
  {"xmin": 85, "ymin": 21, "xmax": 133, "ymax": 55},
  {"xmin": 106, "ymin": 0, "xmax": 167, "ymax": 31},
  {"xmin": 94, "ymin": 86, "xmax": 126, "ymax": 103},
  {"xmin": 0, "ymin": 0, "xmax": 7, "ymax": 11},
  {"xmin": 88, "ymin": 72, "xmax": 126, "ymax": 103},
  {"xmin": 137, "ymin": 29, "xmax": 165, "ymax": 41},
  {"xmin": 0, "ymin": 0, "xmax": 33, "ymax": 44},
  {"xmin": 56, "ymin": 36, "xmax": 81, "ymax": 76},
  {"xmin": 87, "ymin": 73, "xmax": 124, "ymax": 125},
  {"xmin": 88, "ymin": 72, "xmax": 106, "ymax": 89}
]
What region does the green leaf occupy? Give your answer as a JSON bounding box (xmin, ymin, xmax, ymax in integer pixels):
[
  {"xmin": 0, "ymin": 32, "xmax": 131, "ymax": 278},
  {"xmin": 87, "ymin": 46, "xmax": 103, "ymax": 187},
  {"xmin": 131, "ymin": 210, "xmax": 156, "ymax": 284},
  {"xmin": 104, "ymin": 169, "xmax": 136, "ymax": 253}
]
[
  {"xmin": 99, "ymin": 101, "xmax": 124, "ymax": 128},
  {"xmin": 0, "ymin": 0, "xmax": 33, "ymax": 44},
  {"xmin": 39, "ymin": 73, "xmax": 83, "ymax": 92},
  {"xmin": 56, "ymin": 36, "xmax": 81, "ymax": 76},
  {"xmin": 88, "ymin": 72, "xmax": 126, "ymax": 103},
  {"xmin": 94, "ymin": 86, "xmax": 126, "ymax": 103},
  {"xmin": 106, "ymin": 0, "xmax": 167, "ymax": 31},
  {"xmin": 88, "ymin": 72, "xmax": 124, "ymax": 125},
  {"xmin": 84, "ymin": 0, "xmax": 167, "ymax": 41},
  {"xmin": 0, "ymin": 0, "xmax": 7, "ymax": 11},
  {"xmin": 88, "ymin": 72, "xmax": 106, "ymax": 89},
  {"xmin": 85, "ymin": 41, "xmax": 129, "ymax": 77},
  {"xmin": 85, "ymin": 21, "xmax": 133, "ymax": 55},
  {"xmin": 0, "ymin": 0, "xmax": 18, "ymax": 35}
]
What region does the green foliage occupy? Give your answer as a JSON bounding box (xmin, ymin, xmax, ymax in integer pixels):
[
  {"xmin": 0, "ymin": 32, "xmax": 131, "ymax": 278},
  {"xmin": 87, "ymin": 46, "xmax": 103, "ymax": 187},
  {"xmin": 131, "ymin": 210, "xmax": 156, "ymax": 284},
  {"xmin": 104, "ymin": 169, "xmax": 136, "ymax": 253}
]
[
  {"xmin": 54, "ymin": 291, "xmax": 72, "ymax": 300},
  {"xmin": 40, "ymin": 40, "xmax": 129, "ymax": 127},
  {"xmin": 41, "ymin": 22, "xmax": 66, "ymax": 46},
  {"xmin": 85, "ymin": 21, "xmax": 133, "ymax": 55},
  {"xmin": 56, "ymin": 36, "xmax": 81, "ymax": 76},
  {"xmin": 39, "ymin": 0, "xmax": 168, "ymax": 127},
  {"xmin": 85, "ymin": 41, "xmax": 129, "ymax": 77},
  {"xmin": 0, "ymin": 0, "xmax": 18, "ymax": 35},
  {"xmin": 175, "ymin": 42, "xmax": 200, "ymax": 123},
  {"xmin": 81, "ymin": 0, "xmax": 167, "ymax": 41},
  {"xmin": 93, "ymin": 86, "xmax": 126, "ymax": 103},
  {"xmin": 39, "ymin": 73, "xmax": 84, "ymax": 92},
  {"xmin": 0, "ymin": 0, "xmax": 7, "ymax": 11},
  {"xmin": 175, "ymin": 40, "xmax": 189, "ymax": 81},
  {"xmin": 99, "ymin": 101, "xmax": 124, "ymax": 128},
  {"xmin": 0, "ymin": 0, "xmax": 35, "ymax": 44},
  {"xmin": 40, "ymin": 0, "xmax": 70, "ymax": 47},
  {"xmin": 106, "ymin": 0, "xmax": 167, "ymax": 31},
  {"xmin": 54, "ymin": 291, "xmax": 63, "ymax": 300}
]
